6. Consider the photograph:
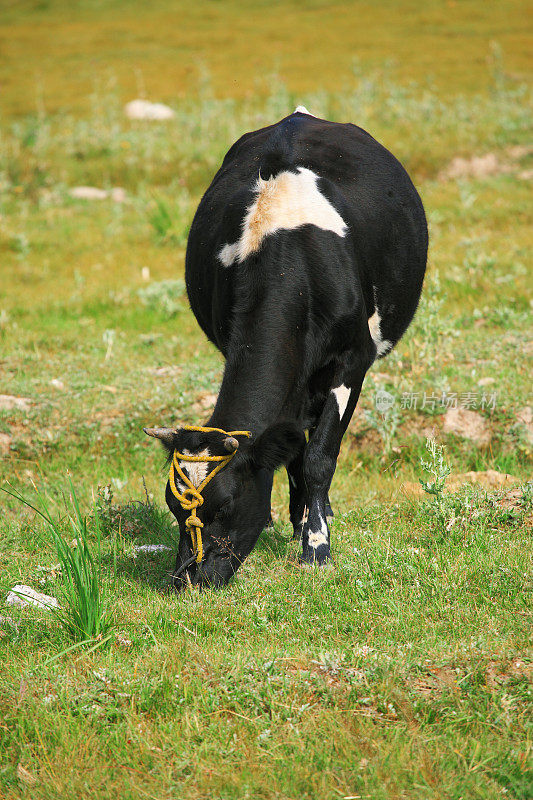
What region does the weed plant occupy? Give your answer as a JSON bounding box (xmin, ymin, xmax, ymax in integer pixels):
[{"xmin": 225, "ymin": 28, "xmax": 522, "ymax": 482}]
[
  {"xmin": 419, "ymin": 436, "xmax": 452, "ymax": 517},
  {"xmin": 4, "ymin": 481, "xmax": 112, "ymax": 642}
]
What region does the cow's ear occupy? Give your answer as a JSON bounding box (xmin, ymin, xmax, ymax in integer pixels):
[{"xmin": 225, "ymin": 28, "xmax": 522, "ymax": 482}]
[{"xmin": 252, "ymin": 422, "xmax": 304, "ymax": 471}]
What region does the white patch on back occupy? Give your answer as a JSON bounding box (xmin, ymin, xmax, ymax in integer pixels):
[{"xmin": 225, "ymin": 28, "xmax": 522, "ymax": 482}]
[
  {"xmin": 332, "ymin": 384, "xmax": 351, "ymax": 418},
  {"xmin": 179, "ymin": 449, "xmax": 210, "ymax": 488},
  {"xmin": 368, "ymin": 307, "xmax": 392, "ymax": 357},
  {"xmin": 293, "ymin": 105, "xmax": 315, "ymax": 116},
  {"xmin": 218, "ymin": 167, "xmax": 347, "ymax": 266}
]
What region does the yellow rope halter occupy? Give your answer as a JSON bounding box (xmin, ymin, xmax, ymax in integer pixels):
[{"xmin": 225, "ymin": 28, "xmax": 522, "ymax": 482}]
[{"xmin": 168, "ymin": 425, "xmax": 251, "ymax": 564}]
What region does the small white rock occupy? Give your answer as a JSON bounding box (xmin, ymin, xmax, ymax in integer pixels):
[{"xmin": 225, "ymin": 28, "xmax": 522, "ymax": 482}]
[
  {"xmin": 110, "ymin": 187, "xmax": 127, "ymax": 203},
  {"xmin": 125, "ymin": 99, "xmax": 175, "ymax": 120},
  {"xmin": 6, "ymin": 585, "xmax": 59, "ymax": 611},
  {"xmin": 69, "ymin": 186, "xmax": 126, "ymax": 202},
  {"xmin": 69, "ymin": 186, "xmax": 108, "ymax": 200},
  {"xmin": 0, "ymin": 394, "xmax": 32, "ymax": 411}
]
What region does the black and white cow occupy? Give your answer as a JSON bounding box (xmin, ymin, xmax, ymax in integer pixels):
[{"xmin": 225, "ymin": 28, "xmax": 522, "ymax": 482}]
[{"xmin": 145, "ymin": 107, "xmax": 427, "ymax": 589}]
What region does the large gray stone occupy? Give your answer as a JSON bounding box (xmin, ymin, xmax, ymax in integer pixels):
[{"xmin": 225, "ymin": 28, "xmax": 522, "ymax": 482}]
[{"xmin": 6, "ymin": 585, "xmax": 59, "ymax": 611}]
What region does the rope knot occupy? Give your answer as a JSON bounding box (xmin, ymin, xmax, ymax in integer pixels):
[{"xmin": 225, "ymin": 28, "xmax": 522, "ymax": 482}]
[
  {"xmin": 185, "ymin": 515, "xmax": 203, "ymax": 530},
  {"xmin": 180, "ymin": 488, "xmax": 203, "ymax": 509}
]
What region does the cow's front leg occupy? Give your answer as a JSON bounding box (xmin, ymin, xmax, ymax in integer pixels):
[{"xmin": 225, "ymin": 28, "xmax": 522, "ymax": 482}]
[
  {"xmin": 288, "ymin": 425, "xmax": 334, "ymax": 543},
  {"xmin": 300, "ymin": 440, "xmax": 341, "ymax": 566},
  {"xmin": 300, "ymin": 356, "xmax": 370, "ymax": 566},
  {"xmin": 309, "ymin": 423, "xmax": 335, "ymax": 519},
  {"xmin": 287, "ymin": 441, "xmax": 307, "ymax": 540}
]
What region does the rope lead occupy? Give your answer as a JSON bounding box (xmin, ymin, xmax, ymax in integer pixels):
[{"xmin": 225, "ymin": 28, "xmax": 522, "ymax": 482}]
[{"xmin": 168, "ymin": 424, "xmax": 251, "ymax": 564}]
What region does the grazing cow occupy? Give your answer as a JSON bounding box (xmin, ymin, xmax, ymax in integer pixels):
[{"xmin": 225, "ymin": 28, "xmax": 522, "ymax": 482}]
[{"xmin": 145, "ymin": 107, "xmax": 427, "ymax": 589}]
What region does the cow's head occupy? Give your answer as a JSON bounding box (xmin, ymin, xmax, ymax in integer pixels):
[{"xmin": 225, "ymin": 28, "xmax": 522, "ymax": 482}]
[{"xmin": 144, "ymin": 422, "xmax": 303, "ymax": 589}]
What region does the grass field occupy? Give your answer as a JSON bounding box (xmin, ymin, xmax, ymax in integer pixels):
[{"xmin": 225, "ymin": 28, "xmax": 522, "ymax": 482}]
[{"xmin": 1, "ymin": 2, "xmax": 532, "ymax": 798}]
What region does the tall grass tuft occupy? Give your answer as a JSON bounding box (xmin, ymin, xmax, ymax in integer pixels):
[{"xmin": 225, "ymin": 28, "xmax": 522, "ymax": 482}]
[
  {"xmin": 419, "ymin": 436, "xmax": 452, "ymax": 515},
  {"xmin": 3, "ymin": 480, "xmax": 112, "ymax": 642}
]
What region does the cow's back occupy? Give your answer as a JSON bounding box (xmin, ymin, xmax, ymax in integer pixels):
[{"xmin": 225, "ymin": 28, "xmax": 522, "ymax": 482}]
[{"xmin": 185, "ymin": 113, "xmax": 427, "ymax": 355}]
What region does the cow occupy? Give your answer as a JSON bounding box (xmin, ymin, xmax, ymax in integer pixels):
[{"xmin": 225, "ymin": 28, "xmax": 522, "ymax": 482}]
[{"xmin": 144, "ymin": 106, "xmax": 428, "ymax": 590}]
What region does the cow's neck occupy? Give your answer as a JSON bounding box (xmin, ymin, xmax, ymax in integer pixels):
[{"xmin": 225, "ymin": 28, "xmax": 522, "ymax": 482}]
[{"xmin": 209, "ymin": 302, "xmax": 304, "ymax": 435}]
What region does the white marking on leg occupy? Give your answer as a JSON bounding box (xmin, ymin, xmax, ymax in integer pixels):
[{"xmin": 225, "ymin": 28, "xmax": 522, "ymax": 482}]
[
  {"xmin": 293, "ymin": 105, "xmax": 315, "ymax": 116},
  {"xmin": 179, "ymin": 449, "xmax": 210, "ymax": 487},
  {"xmin": 301, "ymin": 505, "xmax": 309, "ymax": 525},
  {"xmin": 308, "ymin": 509, "xmax": 328, "ymax": 549},
  {"xmin": 218, "ymin": 167, "xmax": 347, "ymax": 266},
  {"xmin": 308, "ymin": 530, "xmax": 329, "ymax": 548},
  {"xmin": 332, "ymin": 384, "xmax": 351, "ymax": 419},
  {"xmin": 368, "ymin": 308, "xmax": 392, "ymax": 357}
]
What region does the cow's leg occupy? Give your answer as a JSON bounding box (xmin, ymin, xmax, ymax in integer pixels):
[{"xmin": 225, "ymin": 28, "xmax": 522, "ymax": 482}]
[
  {"xmin": 300, "ymin": 351, "xmax": 372, "ymax": 566},
  {"xmin": 287, "ymin": 439, "xmax": 307, "ymax": 540},
  {"xmin": 309, "ymin": 423, "xmax": 334, "ymax": 518},
  {"xmin": 288, "ymin": 428, "xmax": 334, "ymax": 540},
  {"xmin": 264, "ymin": 471, "xmax": 275, "ymax": 529}
]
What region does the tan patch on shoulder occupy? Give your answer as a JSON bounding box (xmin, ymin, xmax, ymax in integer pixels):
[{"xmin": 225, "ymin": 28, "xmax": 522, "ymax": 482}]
[
  {"xmin": 219, "ymin": 167, "xmax": 347, "ymax": 265},
  {"xmin": 243, "ymin": 174, "xmax": 287, "ymax": 254}
]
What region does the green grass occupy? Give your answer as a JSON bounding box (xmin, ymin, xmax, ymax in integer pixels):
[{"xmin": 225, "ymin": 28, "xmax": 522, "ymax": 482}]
[
  {"xmin": 4, "ymin": 481, "xmax": 112, "ymax": 642},
  {"xmin": 1, "ymin": 2, "xmax": 532, "ymax": 797},
  {"xmin": 1, "ymin": 0, "xmax": 531, "ymax": 119}
]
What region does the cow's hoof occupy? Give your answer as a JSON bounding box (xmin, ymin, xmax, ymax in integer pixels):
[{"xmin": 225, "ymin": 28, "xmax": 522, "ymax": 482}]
[{"xmin": 299, "ymin": 548, "xmax": 333, "ymax": 569}]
